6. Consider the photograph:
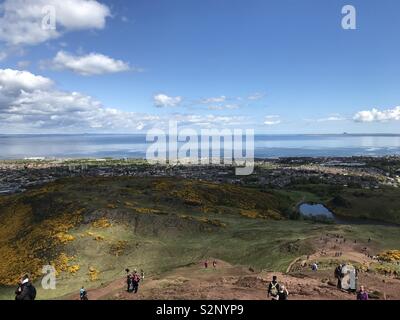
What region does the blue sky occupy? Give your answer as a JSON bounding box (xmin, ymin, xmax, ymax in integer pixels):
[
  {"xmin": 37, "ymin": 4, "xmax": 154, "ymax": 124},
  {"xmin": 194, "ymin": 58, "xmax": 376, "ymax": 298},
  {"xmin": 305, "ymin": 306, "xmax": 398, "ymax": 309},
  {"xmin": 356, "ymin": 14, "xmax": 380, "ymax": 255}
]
[{"xmin": 0, "ymin": 0, "xmax": 399, "ymax": 133}]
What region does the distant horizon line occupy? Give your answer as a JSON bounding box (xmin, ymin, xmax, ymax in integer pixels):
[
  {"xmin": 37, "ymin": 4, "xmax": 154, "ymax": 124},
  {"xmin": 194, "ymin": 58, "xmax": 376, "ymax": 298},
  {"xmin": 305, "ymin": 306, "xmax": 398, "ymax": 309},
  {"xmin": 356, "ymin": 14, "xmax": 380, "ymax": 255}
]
[{"xmin": 1, "ymin": 133, "xmax": 400, "ymax": 136}]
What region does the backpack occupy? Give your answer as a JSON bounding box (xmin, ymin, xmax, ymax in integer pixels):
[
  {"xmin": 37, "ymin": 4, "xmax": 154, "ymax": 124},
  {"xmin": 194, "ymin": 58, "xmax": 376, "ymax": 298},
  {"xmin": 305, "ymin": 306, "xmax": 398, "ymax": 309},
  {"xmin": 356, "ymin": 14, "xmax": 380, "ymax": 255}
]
[
  {"xmin": 270, "ymin": 282, "xmax": 278, "ymax": 296},
  {"xmin": 29, "ymin": 285, "xmax": 36, "ymax": 300}
]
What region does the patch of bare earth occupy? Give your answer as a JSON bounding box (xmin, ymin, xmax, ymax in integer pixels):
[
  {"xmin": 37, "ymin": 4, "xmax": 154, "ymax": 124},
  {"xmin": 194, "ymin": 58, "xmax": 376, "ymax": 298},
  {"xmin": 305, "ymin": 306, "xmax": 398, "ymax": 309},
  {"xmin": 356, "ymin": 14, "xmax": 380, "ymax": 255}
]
[{"xmin": 63, "ymin": 256, "xmax": 400, "ymax": 300}]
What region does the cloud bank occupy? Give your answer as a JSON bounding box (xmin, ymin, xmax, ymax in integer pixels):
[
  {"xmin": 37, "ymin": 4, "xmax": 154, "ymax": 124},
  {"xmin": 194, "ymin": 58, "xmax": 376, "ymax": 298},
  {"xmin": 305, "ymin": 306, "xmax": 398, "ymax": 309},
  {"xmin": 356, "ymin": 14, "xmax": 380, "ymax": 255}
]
[
  {"xmin": 0, "ymin": 69, "xmax": 244, "ymax": 133},
  {"xmin": 353, "ymin": 107, "xmax": 400, "ymax": 123}
]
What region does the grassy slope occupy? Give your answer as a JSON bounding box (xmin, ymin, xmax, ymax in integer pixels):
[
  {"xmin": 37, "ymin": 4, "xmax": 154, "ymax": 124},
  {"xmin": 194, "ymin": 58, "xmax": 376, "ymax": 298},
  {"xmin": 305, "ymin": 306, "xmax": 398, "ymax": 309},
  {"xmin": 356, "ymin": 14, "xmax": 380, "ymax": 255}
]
[
  {"xmin": 289, "ymin": 183, "xmax": 400, "ymax": 224},
  {"xmin": 327, "ymin": 187, "xmax": 400, "ymax": 224},
  {"xmin": 1, "ymin": 177, "xmax": 400, "ymax": 300},
  {"xmin": 0, "ymin": 176, "xmax": 293, "ymax": 299}
]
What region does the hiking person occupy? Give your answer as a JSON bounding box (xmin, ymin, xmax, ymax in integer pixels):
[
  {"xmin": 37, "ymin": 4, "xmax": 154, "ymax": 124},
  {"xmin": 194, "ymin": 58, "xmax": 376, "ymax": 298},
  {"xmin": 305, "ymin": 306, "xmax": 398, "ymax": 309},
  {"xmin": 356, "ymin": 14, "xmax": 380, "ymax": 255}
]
[
  {"xmin": 15, "ymin": 275, "xmax": 36, "ymax": 300},
  {"xmin": 267, "ymin": 276, "xmax": 280, "ymax": 300},
  {"xmin": 213, "ymin": 260, "xmax": 217, "ymax": 269},
  {"xmin": 334, "ymin": 265, "xmax": 343, "ymax": 289},
  {"xmin": 311, "ymin": 262, "xmax": 318, "ymax": 272},
  {"xmin": 278, "ymin": 285, "xmax": 289, "ymax": 300},
  {"xmin": 204, "ymin": 261, "xmax": 208, "ymax": 269},
  {"xmin": 357, "ymin": 286, "xmax": 369, "ymax": 300},
  {"xmin": 80, "ymin": 286, "xmax": 88, "ymax": 300},
  {"xmin": 126, "ymin": 268, "xmax": 132, "ymax": 292},
  {"xmin": 131, "ymin": 271, "xmax": 141, "ymax": 294}
]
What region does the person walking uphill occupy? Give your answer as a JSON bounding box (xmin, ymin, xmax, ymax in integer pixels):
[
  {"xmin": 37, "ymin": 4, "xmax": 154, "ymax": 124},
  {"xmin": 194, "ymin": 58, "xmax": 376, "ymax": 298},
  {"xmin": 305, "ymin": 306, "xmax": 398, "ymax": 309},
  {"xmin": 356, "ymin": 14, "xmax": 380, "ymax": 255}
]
[
  {"xmin": 334, "ymin": 264, "xmax": 343, "ymax": 289},
  {"xmin": 15, "ymin": 275, "xmax": 36, "ymax": 300},
  {"xmin": 267, "ymin": 276, "xmax": 280, "ymax": 300},
  {"xmin": 80, "ymin": 286, "xmax": 88, "ymax": 300}
]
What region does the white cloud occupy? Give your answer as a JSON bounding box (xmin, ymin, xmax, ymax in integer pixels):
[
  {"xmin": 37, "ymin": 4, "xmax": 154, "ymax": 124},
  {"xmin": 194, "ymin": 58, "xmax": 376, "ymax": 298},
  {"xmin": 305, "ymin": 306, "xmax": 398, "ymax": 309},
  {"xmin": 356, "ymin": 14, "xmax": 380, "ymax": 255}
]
[
  {"xmin": 201, "ymin": 95, "xmax": 226, "ymax": 104},
  {"xmin": 50, "ymin": 51, "xmax": 131, "ymax": 75},
  {"xmin": 264, "ymin": 115, "xmax": 281, "ymax": 125},
  {"xmin": 153, "ymin": 94, "xmax": 182, "ymax": 108},
  {"xmin": 306, "ymin": 114, "xmax": 346, "ymax": 122},
  {"xmin": 0, "ymin": 69, "xmax": 250, "ymax": 133},
  {"xmin": 207, "ymin": 104, "xmax": 239, "ymax": 111},
  {"xmin": 0, "ymin": 68, "xmax": 53, "ymax": 91},
  {"xmin": 247, "ymin": 92, "xmax": 265, "ymax": 101},
  {"xmin": 317, "ymin": 116, "xmax": 346, "ymax": 122},
  {"xmin": 0, "ymin": 68, "xmax": 155, "ymax": 132},
  {"xmin": 0, "ymin": 0, "xmax": 110, "ymax": 46},
  {"xmin": 353, "ymin": 107, "xmax": 400, "ymax": 123}
]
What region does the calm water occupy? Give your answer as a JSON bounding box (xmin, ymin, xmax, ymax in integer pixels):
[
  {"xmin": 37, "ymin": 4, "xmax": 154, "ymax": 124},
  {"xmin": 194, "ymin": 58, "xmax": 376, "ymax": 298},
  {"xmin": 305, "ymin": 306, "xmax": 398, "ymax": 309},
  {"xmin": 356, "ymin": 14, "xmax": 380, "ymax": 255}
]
[
  {"xmin": 1, "ymin": 134, "xmax": 400, "ymax": 159},
  {"xmin": 299, "ymin": 203, "xmax": 335, "ymax": 219}
]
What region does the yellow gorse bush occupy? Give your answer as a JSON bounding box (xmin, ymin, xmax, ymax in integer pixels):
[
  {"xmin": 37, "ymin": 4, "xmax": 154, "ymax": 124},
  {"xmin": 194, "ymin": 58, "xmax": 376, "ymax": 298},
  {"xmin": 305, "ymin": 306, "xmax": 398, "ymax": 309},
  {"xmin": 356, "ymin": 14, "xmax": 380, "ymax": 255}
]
[
  {"xmin": 88, "ymin": 266, "xmax": 100, "ymax": 281},
  {"xmin": 0, "ymin": 199, "xmax": 84, "ymax": 285},
  {"xmin": 92, "ymin": 218, "xmax": 112, "ymax": 228},
  {"xmin": 378, "ymin": 250, "xmax": 400, "ymax": 262}
]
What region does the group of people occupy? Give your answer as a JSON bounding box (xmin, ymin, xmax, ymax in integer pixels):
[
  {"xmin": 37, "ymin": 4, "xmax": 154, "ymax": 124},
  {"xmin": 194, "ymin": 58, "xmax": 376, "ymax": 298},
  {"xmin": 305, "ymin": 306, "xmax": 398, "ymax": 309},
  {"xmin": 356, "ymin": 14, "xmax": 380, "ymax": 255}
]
[
  {"xmin": 125, "ymin": 268, "xmax": 142, "ymax": 294},
  {"xmin": 267, "ymin": 276, "xmax": 289, "ymax": 300},
  {"xmin": 204, "ymin": 260, "xmax": 217, "ymax": 269},
  {"xmin": 12, "ymin": 265, "xmax": 371, "ymax": 301},
  {"xmin": 267, "ymin": 274, "xmax": 369, "ymax": 301}
]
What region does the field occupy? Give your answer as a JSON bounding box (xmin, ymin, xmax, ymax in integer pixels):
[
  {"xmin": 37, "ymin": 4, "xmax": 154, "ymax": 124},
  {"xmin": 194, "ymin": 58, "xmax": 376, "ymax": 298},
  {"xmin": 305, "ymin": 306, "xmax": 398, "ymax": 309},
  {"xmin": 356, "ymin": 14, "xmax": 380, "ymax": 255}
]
[{"xmin": 0, "ymin": 177, "xmax": 400, "ymax": 300}]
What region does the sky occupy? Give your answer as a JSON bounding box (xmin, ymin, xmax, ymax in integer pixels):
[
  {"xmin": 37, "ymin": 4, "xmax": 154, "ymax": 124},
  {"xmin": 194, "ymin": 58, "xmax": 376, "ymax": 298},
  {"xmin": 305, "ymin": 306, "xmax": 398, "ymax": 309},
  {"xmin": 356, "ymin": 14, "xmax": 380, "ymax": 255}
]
[{"xmin": 0, "ymin": 0, "xmax": 399, "ymax": 134}]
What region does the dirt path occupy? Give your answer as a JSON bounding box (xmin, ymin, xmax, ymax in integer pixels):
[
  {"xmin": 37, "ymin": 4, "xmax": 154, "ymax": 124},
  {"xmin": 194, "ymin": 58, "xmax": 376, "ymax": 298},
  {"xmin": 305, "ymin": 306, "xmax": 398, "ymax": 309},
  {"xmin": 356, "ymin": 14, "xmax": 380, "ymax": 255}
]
[
  {"xmin": 63, "ymin": 236, "xmax": 400, "ymax": 300},
  {"xmin": 64, "ymin": 257, "xmax": 400, "ymax": 300}
]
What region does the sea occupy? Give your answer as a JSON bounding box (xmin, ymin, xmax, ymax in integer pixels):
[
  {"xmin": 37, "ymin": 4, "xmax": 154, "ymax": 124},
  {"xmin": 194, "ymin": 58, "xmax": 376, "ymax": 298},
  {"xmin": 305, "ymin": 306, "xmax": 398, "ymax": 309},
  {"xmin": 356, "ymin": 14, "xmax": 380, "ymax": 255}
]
[{"xmin": 0, "ymin": 134, "xmax": 400, "ymax": 160}]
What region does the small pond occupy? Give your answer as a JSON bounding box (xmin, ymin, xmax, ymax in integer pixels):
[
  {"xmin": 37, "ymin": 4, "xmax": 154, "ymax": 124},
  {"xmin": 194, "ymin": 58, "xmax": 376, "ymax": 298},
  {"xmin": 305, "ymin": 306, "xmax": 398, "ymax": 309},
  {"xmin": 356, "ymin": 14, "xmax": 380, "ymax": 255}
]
[
  {"xmin": 299, "ymin": 203, "xmax": 399, "ymax": 227},
  {"xmin": 299, "ymin": 203, "xmax": 335, "ymax": 220}
]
